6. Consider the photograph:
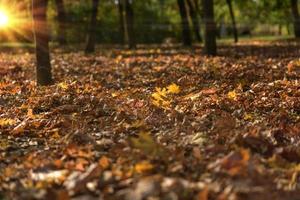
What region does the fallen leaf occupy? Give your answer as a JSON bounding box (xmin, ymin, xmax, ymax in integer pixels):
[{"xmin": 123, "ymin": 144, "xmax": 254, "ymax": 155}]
[
  {"xmin": 135, "ymin": 161, "xmax": 154, "ymax": 174},
  {"xmin": 167, "ymin": 83, "xmax": 180, "ymax": 94},
  {"xmin": 198, "ymin": 187, "xmax": 209, "ymax": 200},
  {"xmin": 99, "ymin": 156, "xmax": 110, "ymax": 169},
  {"xmin": 0, "ymin": 118, "xmax": 16, "ymax": 127},
  {"xmin": 227, "ymin": 90, "xmax": 237, "ymax": 100},
  {"xmin": 11, "ymin": 120, "xmax": 28, "ymax": 135}
]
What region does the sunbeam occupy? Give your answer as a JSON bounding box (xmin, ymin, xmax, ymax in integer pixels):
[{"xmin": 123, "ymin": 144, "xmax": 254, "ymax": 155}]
[{"xmin": 0, "ymin": 10, "xmax": 9, "ymax": 28}]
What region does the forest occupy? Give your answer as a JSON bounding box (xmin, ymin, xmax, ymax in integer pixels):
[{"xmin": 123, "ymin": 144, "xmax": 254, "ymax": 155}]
[{"xmin": 0, "ymin": 0, "xmax": 300, "ymax": 199}]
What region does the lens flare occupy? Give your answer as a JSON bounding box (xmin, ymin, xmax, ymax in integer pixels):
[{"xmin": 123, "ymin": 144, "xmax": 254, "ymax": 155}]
[{"xmin": 0, "ymin": 10, "xmax": 9, "ymax": 27}]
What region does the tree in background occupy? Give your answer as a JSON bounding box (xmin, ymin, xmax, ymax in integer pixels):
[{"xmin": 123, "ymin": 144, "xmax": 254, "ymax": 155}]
[
  {"xmin": 32, "ymin": 0, "xmax": 53, "ymax": 85},
  {"xmin": 85, "ymin": 0, "xmax": 100, "ymax": 53},
  {"xmin": 226, "ymin": 0, "xmax": 238, "ymax": 43},
  {"xmin": 186, "ymin": 0, "xmax": 203, "ymax": 42},
  {"xmin": 177, "ymin": 0, "xmax": 192, "ymax": 46},
  {"xmin": 202, "ymin": 0, "xmax": 216, "ymax": 55},
  {"xmin": 290, "ymin": 0, "xmax": 300, "ymax": 38},
  {"xmin": 118, "ymin": 0, "xmax": 125, "ymax": 45},
  {"xmin": 124, "ymin": 0, "xmax": 136, "ymax": 48},
  {"xmin": 54, "ymin": 0, "xmax": 67, "ymax": 45}
]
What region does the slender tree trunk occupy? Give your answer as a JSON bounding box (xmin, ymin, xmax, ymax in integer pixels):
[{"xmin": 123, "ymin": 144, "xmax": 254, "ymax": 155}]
[
  {"xmin": 186, "ymin": 0, "xmax": 202, "ymax": 42},
  {"xmin": 32, "ymin": 0, "xmax": 53, "ymax": 86},
  {"xmin": 193, "ymin": 0, "xmax": 200, "ymax": 11},
  {"xmin": 193, "ymin": 0, "xmax": 204, "ymax": 24},
  {"xmin": 290, "ymin": 0, "xmax": 300, "ymax": 38},
  {"xmin": 55, "ymin": 0, "xmax": 67, "ymax": 45},
  {"xmin": 177, "ymin": 0, "xmax": 192, "ymax": 46},
  {"xmin": 287, "ymin": 23, "xmax": 291, "ymax": 35},
  {"xmin": 226, "ymin": 0, "xmax": 238, "ymax": 43},
  {"xmin": 202, "ymin": 0, "xmax": 217, "ymax": 55},
  {"xmin": 159, "ymin": 0, "xmax": 164, "ymax": 18},
  {"xmin": 278, "ymin": 24, "xmax": 282, "ymax": 35},
  {"xmin": 124, "ymin": 0, "xmax": 136, "ymax": 49},
  {"xmin": 85, "ymin": 0, "xmax": 100, "ymax": 53},
  {"xmin": 118, "ymin": 0, "xmax": 125, "ymax": 45},
  {"xmin": 193, "ymin": 0, "xmax": 204, "ymax": 34}
]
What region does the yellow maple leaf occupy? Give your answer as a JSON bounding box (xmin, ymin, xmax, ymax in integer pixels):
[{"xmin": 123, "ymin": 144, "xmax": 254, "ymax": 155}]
[
  {"xmin": 151, "ymin": 91, "xmax": 165, "ymax": 102},
  {"xmin": 244, "ymin": 113, "xmax": 253, "ymax": 121},
  {"xmin": 227, "ymin": 90, "xmax": 237, "ymax": 100},
  {"xmin": 151, "ymin": 87, "xmax": 171, "ymax": 109},
  {"xmin": 155, "ymin": 87, "xmax": 168, "ymax": 97},
  {"xmin": 151, "ymin": 84, "xmax": 180, "ymax": 109},
  {"xmin": 167, "ymin": 83, "xmax": 180, "ymax": 94},
  {"xmin": 57, "ymin": 82, "xmax": 68, "ymax": 90},
  {"xmin": 0, "ymin": 118, "xmax": 16, "ymax": 127}
]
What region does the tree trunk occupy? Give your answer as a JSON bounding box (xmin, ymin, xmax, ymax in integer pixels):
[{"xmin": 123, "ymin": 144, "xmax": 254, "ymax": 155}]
[
  {"xmin": 118, "ymin": 0, "xmax": 125, "ymax": 45},
  {"xmin": 202, "ymin": 0, "xmax": 217, "ymax": 55},
  {"xmin": 193, "ymin": 0, "xmax": 200, "ymax": 12},
  {"xmin": 186, "ymin": 0, "xmax": 202, "ymax": 42},
  {"xmin": 32, "ymin": 0, "xmax": 53, "ymax": 86},
  {"xmin": 85, "ymin": 0, "xmax": 100, "ymax": 53},
  {"xmin": 177, "ymin": 0, "xmax": 192, "ymax": 46},
  {"xmin": 226, "ymin": 0, "xmax": 238, "ymax": 43},
  {"xmin": 278, "ymin": 24, "xmax": 282, "ymax": 35},
  {"xmin": 193, "ymin": 0, "xmax": 203, "ymax": 23},
  {"xmin": 124, "ymin": 0, "xmax": 136, "ymax": 49},
  {"xmin": 159, "ymin": 0, "xmax": 164, "ymax": 18},
  {"xmin": 290, "ymin": 0, "xmax": 300, "ymax": 38},
  {"xmin": 55, "ymin": 0, "xmax": 67, "ymax": 45}
]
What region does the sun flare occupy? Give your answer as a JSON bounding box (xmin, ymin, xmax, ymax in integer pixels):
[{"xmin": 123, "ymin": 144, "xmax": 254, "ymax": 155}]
[{"xmin": 0, "ymin": 10, "xmax": 9, "ymax": 27}]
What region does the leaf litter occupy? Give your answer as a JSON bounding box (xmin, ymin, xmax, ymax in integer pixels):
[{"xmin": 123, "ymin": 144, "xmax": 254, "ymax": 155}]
[{"xmin": 0, "ymin": 42, "xmax": 300, "ymax": 199}]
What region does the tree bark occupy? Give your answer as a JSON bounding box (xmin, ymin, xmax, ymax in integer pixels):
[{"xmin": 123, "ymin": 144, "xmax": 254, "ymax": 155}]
[
  {"xmin": 118, "ymin": 0, "xmax": 125, "ymax": 45},
  {"xmin": 290, "ymin": 0, "xmax": 300, "ymax": 38},
  {"xmin": 226, "ymin": 0, "xmax": 238, "ymax": 43},
  {"xmin": 124, "ymin": 0, "xmax": 136, "ymax": 49},
  {"xmin": 85, "ymin": 0, "xmax": 100, "ymax": 53},
  {"xmin": 55, "ymin": 0, "xmax": 67, "ymax": 45},
  {"xmin": 193, "ymin": 0, "xmax": 200, "ymax": 12},
  {"xmin": 177, "ymin": 0, "xmax": 192, "ymax": 46},
  {"xmin": 202, "ymin": 0, "xmax": 217, "ymax": 55},
  {"xmin": 186, "ymin": 0, "xmax": 202, "ymax": 42},
  {"xmin": 32, "ymin": 0, "xmax": 53, "ymax": 86}
]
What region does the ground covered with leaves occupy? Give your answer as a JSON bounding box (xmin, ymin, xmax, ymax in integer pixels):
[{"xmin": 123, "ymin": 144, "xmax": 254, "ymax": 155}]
[{"xmin": 0, "ymin": 41, "xmax": 300, "ymax": 200}]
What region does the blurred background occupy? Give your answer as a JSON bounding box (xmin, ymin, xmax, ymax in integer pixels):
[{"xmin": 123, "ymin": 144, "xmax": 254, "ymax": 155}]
[{"xmin": 0, "ymin": 0, "xmax": 298, "ymax": 45}]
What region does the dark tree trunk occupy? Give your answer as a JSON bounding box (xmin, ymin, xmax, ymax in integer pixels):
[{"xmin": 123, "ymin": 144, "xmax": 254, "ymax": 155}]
[
  {"xmin": 226, "ymin": 0, "xmax": 238, "ymax": 43},
  {"xmin": 186, "ymin": 0, "xmax": 202, "ymax": 42},
  {"xmin": 177, "ymin": 0, "xmax": 192, "ymax": 46},
  {"xmin": 159, "ymin": 0, "xmax": 164, "ymax": 17},
  {"xmin": 118, "ymin": 0, "xmax": 125, "ymax": 45},
  {"xmin": 85, "ymin": 0, "xmax": 100, "ymax": 53},
  {"xmin": 124, "ymin": 0, "xmax": 136, "ymax": 49},
  {"xmin": 32, "ymin": 0, "xmax": 53, "ymax": 86},
  {"xmin": 194, "ymin": 0, "xmax": 200, "ymax": 11},
  {"xmin": 202, "ymin": 0, "xmax": 217, "ymax": 55},
  {"xmin": 193, "ymin": 0, "xmax": 202, "ymax": 21},
  {"xmin": 278, "ymin": 24, "xmax": 282, "ymax": 35},
  {"xmin": 55, "ymin": 0, "xmax": 67, "ymax": 45},
  {"xmin": 290, "ymin": 0, "xmax": 300, "ymax": 38}
]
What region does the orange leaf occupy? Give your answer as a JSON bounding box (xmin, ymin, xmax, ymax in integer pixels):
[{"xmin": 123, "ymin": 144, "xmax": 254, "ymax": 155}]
[
  {"xmin": 198, "ymin": 187, "xmax": 209, "ymax": 200},
  {"xmin": 99, "ymin": 156, "xmax": 110, "ymax": 169},
  {"xmin": 135, "ymin": 161, "xmax": 154, "ymax": 174}
]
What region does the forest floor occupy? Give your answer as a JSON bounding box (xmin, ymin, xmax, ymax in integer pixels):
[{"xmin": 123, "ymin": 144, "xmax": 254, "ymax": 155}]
[{"xmin": 0, "ymin": 40, "xmax": 300, "ymax": 200}]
